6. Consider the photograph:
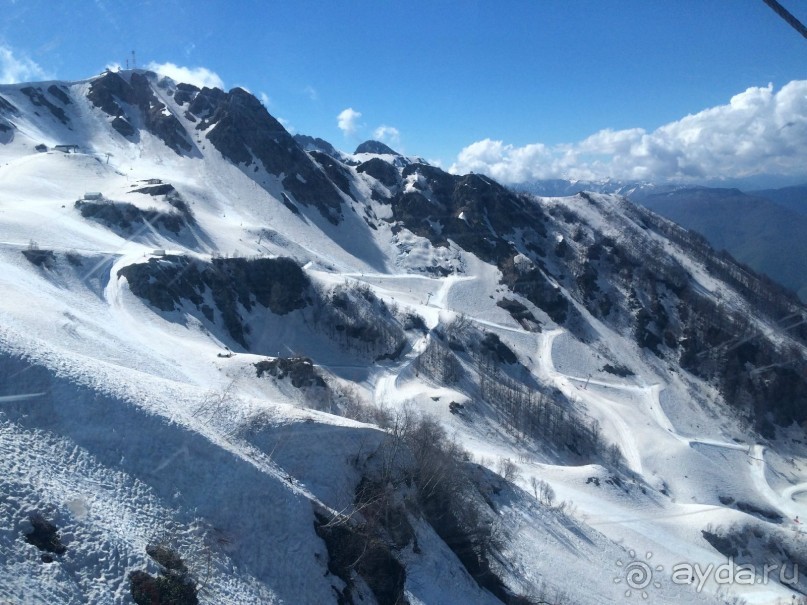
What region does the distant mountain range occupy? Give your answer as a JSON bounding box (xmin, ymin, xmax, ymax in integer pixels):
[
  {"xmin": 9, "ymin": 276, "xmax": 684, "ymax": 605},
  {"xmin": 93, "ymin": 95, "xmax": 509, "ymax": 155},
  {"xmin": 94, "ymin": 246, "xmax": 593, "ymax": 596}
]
[
  {"xmin": 519, "ymin": 180, "xmax": 807, "ymax": 301},
  {"xmin": 639, "ymin": 187, "xmax": 807, "ymax": 302}
]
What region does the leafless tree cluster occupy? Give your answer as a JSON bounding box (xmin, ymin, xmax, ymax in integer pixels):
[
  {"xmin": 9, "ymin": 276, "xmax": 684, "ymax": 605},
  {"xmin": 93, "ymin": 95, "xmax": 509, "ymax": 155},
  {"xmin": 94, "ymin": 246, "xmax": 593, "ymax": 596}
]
[
  {"xmin": 310, "ymin": 282, "xmax": 406, "ymax": 360},
  {"xmin": 529, "ymin": 477, "xmax": 555, "ymax": 507},
  {"xmin": 413, "ymin": 336, "xmax": 461, "ymax": 384},
  {"xmin": 479, "ymin": 368, "xmax": 614, "ymax": 465}
]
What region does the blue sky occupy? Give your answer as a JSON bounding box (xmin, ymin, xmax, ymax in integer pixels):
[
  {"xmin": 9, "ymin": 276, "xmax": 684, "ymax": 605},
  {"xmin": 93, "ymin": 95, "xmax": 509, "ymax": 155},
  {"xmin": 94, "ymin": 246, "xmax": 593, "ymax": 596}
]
[{"xmin": 1, "ymin": 0, "xmax": 805, "ymax": 185}]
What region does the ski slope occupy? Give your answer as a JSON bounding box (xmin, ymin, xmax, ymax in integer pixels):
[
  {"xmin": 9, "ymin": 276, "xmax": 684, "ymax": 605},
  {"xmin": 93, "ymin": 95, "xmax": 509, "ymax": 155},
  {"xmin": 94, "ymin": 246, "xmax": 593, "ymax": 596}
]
[{"xmin": 1, "ymin": 72, "xmax": 807, "ymax": 604}]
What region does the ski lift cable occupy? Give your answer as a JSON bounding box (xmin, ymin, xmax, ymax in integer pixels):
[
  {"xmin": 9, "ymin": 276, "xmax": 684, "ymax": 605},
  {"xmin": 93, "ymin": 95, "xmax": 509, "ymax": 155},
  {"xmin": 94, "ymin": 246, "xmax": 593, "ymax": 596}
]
[{"xmin": 762, "ymin": 0, "xmax": 807, "ymax": 39}]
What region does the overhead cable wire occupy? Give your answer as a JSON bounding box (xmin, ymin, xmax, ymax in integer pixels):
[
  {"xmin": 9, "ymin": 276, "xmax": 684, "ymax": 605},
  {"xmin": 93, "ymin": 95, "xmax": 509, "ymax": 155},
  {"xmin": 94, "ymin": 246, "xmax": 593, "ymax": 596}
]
[{"xmin": 762, "ymin": 0, "xmax": 807, "ymax": 39}]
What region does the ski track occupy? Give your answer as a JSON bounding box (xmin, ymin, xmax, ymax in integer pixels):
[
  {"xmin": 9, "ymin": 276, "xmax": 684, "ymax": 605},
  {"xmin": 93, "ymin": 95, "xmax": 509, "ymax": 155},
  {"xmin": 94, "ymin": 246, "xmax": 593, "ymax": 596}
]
[
  {"xmin": 538, "ymin": 328, "xmax": 806, "ymax": 526},
  {"xmin": 3, "ymin": 78, "xmax": 807, "ymax": 604},
  {"xmin": 357, "ymin": 272, "xmax": 807, "ymax": 529}
]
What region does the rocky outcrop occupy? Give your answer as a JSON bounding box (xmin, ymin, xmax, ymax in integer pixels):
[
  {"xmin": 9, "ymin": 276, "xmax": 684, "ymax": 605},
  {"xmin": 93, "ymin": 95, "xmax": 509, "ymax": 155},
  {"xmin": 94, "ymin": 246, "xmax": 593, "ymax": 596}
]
[
  {"xmin": 20, "ymin": 87, "xmax": 70, "ymax": 125},
  {"xmin": 309, "ymin": 151, "xmax": 354, "ymax": 200},
  {"xmin": 0, "ymin": 95, "xmax": 20, "ymax": 142},
  {"xmin": 0, "ymin": 94, "xmax": 18, "ymax": 115},
  {"xmin": 118, "ymin": 256, "xmax": 311, "ymax": 347},
  {"xmin": 47, "ymin": 84, "xmax": 72, "ymax": 106},
  {"xmin": 187, "ymin": 87, "xmax": 345, "ymax": 223},
  {"xmin": 87, "ymin": 71, "xmax": 192, "ymax": 155},
  {"xmin": 173, "ymin": 82, "xmax": 200, "ymax": 106},
  {"xmin": 0, "ymin": 117, "xmax": 13, "ymax": 143},
  {"xmin": 357, "ymin": 158, "xmax": 400, "ymax": 189}
]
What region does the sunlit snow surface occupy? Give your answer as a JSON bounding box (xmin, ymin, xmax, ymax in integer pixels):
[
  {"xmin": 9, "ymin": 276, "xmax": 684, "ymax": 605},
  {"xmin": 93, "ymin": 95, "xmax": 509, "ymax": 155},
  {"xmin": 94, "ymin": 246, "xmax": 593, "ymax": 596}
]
[{"xmin": 0, "ymin": 74, "xmax": 805, "ymax": 604}]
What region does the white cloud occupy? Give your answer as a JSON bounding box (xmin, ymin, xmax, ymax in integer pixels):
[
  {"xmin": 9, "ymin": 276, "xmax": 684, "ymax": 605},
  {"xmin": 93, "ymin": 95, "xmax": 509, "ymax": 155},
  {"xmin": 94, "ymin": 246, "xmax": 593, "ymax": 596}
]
[
  {"xmin": 337, "ymin": 107, "xmax": 362, "ymax": 136},
  {"xmin": 259, "ymin": 92, "xmax": 271, "ymax": 107},
  {"xmin": 145, "ymin": 61, "xmax": 224, "ymax": 90},
  {"xmin": 373, "ymin": 125, "xmax": 400, "ymax": 147},
  {"xmin": 303, "ymin": 85, "xmax": 318, "ymax": 101},
  {"xmin": 0, "ymin": 45, "xmax": 49, "ymax": 84},
  {"xmin": 277, "ymin": 117, "xmax": 295, "ymax": 134},
  {"xmin": 450, "ymin": 80, "xmax": 807, "ymax": 184}
]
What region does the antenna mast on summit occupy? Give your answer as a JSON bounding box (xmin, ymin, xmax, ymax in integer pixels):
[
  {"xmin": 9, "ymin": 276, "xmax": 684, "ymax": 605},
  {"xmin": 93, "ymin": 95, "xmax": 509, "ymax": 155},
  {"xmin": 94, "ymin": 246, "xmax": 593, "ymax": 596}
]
[{"xmin": 131, "ymin": 50, "xmax": 136, "ymax": 69}]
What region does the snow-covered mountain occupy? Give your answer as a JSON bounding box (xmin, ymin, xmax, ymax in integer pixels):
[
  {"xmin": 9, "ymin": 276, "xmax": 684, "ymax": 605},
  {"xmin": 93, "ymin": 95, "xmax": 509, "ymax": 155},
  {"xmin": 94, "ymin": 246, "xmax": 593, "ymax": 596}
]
[
  {"xmin": 2, "ymin": 69, "xmax": 807, "ymax": 605},
  {"xmin": 513, "ymin": 178, "xmax": 683, "ymax": 201}
]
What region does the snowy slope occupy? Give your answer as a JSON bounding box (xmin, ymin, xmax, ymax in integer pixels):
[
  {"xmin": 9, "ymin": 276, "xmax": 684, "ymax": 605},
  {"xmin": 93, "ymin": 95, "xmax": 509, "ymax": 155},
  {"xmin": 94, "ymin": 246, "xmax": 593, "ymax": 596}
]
[{"xmin": 1, "ymin": 70, "xmax": 807, "ymax": 605}]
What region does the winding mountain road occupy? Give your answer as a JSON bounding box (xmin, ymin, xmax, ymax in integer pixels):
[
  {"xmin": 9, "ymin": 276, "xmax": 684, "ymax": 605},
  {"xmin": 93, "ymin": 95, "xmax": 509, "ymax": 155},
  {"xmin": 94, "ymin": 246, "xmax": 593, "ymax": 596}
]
[{"xmin": 536, "ymin": 329, "xmax": 806, "ymax": 523}]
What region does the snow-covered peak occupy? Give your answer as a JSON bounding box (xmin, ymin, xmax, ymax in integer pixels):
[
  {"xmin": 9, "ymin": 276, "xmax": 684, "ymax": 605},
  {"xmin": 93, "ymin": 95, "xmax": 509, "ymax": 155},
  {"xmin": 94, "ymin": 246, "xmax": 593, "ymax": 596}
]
[{"xmin": 1, "ymin": 71, "xmax": 807, "ymax": 605}]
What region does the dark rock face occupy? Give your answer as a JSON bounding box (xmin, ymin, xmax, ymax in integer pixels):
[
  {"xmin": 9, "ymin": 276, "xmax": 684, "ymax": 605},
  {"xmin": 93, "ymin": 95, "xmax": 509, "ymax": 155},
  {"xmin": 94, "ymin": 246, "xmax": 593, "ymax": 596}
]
[
  {"xmin": 496, "ymin": 298, "xmax": 539, "ymax": 330},
  {"xmin": 309, "ymin": 151, "xmax": 354, "ymax": 200},
  {"xmin": 118, "ymin": 256, "xmax": 310, "ymax": 347},
  {"xmin": 173, "ymin": 82, "xmax": 200, "ymax": 106},
  {"xmin": 355, "ymin": 140, "xmax": 400, "ymax": 156},
  {"xmin": 22, "ymin": 248, "xmax": 56, "ymax": 268},
  {"xmin": 357, "ymin": 158, "xmax": 400, "ymax": 189},
  {"xmin": 111, "ymin": 116, "xmax": 135, "ymax": 137},
  {"xmin": 85, "ymin": 75, "xmax": 346, "ymax": 223},
  {"xmin": 131, "ymin": 183, "xmax": 175, "ymax": 196},
  {"xmin": 0, "ymin": 118, "xmax": 12, "ymax": 142},
  {"xmin": 392, "ymin": 166, "xmax": 552, "ymax": 261},
  {"xmin": 0, "ymin": 95, "xmax": 18, "ymax": 141},
  {"xmin": 75, "ymin": 200, "xmax": 187, "ymax": 234},
  {"xmin": 128, "ymin": 182, "xmax": 191, "ymax": 217},
  {"xmin": 87, "ymin": 71, "xmax": 134, "ymax": 116},
  {"xmin": 187, "ymin": 87, "xmax": 345, "ymax": 223},
  {"xmin": 47, "ymin": 84, "xmax": 72, "ymax": 105},
  {"xmin": 0, "ymin": 94, "xmax": 18, "ymax": 115},
  {"xmin": 87, "ymin": 71, "xmax": 192, "ymax": 155},
  {"xmin": 281, "ymin": 193, "xmax": 300, "ymax": 215},
  {"xmin": 390, "ymin": 163, "xmax": 582, "ymax": 330},
  {"xmin": 129, "ymin": 72, "xmax": 192, "ymax": 154},
  {"xmin": 186, "ymin": 86, "xmax": 227, "ymax": 120},
  {"xmin": 20, "ymin": 87, "xmax": 70, "ymax": 125},
  {"xmin": 254, "ymin": 357, "xmax": 326, "ymax": 388}
]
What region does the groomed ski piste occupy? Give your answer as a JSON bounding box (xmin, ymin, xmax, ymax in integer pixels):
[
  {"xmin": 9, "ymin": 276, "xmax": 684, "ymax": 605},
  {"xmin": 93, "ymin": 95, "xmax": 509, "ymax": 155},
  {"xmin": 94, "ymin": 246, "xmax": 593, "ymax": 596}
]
[{"xmin": 1, "ymin": 71, "xmax": 806, "ymax": 604}]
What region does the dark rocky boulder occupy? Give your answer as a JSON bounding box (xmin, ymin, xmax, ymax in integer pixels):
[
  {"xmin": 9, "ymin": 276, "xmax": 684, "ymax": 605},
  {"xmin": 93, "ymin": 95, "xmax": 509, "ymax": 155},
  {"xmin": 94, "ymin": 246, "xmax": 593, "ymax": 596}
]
[{"xmin": 131, "ymin": 183, "xmax": 175, "ymax": 196}]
